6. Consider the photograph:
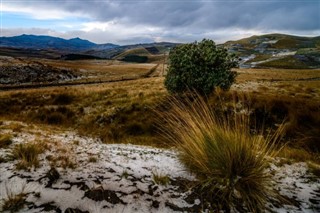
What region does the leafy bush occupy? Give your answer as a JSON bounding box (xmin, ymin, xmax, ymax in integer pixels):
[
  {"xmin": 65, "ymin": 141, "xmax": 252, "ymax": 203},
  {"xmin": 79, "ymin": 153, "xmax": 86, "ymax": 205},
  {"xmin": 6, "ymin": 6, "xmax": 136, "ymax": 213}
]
[
  {"xmin": 165, "ymin": 39, "xmax": 238, "ymax": 95},
  {"xmin": 157, "ymin": 94, "xmax": 281, "ymax": 212}
]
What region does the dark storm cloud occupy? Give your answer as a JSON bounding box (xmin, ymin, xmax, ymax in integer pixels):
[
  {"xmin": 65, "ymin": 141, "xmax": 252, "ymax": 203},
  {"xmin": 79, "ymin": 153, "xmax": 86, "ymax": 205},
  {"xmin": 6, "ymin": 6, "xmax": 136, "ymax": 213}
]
[
  {"xmin": 3, "ymin": 0, "xmax": 319, "ymax": 43},
  {"xmin": 10, "ymin": 0, "xmax": 318, "ymax": 31}
]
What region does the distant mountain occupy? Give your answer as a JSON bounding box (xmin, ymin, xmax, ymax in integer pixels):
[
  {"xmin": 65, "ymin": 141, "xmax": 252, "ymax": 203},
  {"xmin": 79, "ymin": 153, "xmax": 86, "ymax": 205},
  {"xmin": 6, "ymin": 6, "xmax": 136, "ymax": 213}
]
[
  {"xmin": 84, "ymin": 42, "xmax": 179, "ymax": 60},
  {"xmin": 0, "ymin": 35, "xmax": 178, "ymax": 60},
  {"xmin": 2, "ymin": 33, "xmax": 318, "ymax": 68},
  {"xmin": 223, "ymin": 34, "xmax": 320, "ymax": 68},
  {"xmin": 92, "ymin": 43, "xmax": 120, "ymax": 51},
  {"xmin": 0, "ymin": 34, "xmax": 119, "ymax": 52}
]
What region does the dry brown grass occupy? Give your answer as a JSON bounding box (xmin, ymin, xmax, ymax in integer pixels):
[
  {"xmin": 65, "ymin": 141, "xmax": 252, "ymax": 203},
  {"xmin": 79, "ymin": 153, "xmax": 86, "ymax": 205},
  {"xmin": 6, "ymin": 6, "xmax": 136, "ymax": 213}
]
[
  {"xmin": 0, "ymin": 134, "xmax": 13, "ymax": 149},
  {"xmin": 1, "ymin": 184, "xmax": 27, "ymax": 213},
  {"xmin": 39, "ymin": 58, "xmax": 157, "ymax": 82},
  {"xmin": 235, "ymin": 68, "xmax": 320, "ymax": 83},
  {"xmin": 9, "ymin": 142, "xmax": 45, "ymax": 170},
  {"xmin": 157, "ymin": 94, "xmax": 282, "ymax": 212},
  {"xmin": 278, "ymin": 146, "xmax": 320, "ymax": 163},
  {"xmin": 45, "ymin": 140, "xmax": 77, "ymax": 169},
  {"xmin": 0, "ymin": 66, "xmax": 319, "ymax": 155}
]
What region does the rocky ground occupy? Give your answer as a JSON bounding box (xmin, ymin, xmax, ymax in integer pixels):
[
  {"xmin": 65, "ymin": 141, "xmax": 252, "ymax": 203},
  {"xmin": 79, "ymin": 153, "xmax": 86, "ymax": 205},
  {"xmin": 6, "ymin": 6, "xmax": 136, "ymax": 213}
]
[
  {"xmin": 0, "ymin": 121, "xmax": 319, "ymax": 213},
  {"xmin": 0, "ymin": 57, "xmax": 79, "ymax": 85}
]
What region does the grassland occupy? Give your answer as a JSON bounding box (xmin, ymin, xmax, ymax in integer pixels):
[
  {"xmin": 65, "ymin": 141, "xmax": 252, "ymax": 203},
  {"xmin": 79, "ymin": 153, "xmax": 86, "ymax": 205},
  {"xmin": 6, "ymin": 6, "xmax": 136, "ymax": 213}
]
[
  {"xmin": 0, "ymin": 64, "xmax": 319, "ymax": 162},
  {"xmin": 0, "ymin": 60, "xmax": 319, "ymax": 212},
  {"xmin": 0, "ymin": 57, "xmax": 164, "ymax": 90},
  {"xmin": 30, "ymin": 58, "xmax": 160, "ymax": 82}
]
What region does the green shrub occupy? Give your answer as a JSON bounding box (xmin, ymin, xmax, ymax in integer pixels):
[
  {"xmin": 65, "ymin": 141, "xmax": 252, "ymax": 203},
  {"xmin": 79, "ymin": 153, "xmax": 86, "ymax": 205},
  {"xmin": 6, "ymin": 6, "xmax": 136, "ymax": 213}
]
[
  {"xmin": 165, "ymin": 39, "xmax": 238, "ymax": 95},
  {"xmin": 157, "ymin": 94, "xmax": 281, "ymax": 212}
]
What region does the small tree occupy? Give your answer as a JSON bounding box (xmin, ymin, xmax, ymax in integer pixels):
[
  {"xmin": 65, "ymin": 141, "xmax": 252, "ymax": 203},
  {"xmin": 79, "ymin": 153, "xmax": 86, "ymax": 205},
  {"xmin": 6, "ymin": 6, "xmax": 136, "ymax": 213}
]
[{"xmin": 165, "ymin": 39, "xmax": 238, "ymax": 95}]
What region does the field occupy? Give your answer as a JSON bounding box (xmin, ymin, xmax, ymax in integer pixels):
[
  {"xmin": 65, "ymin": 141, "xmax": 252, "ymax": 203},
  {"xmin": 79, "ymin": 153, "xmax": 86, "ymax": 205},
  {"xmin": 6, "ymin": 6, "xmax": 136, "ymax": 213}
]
[
  {"xmin": 0, "ymin": 59, "xmax": 319, "ymax": 212},
  {"xmin": 0, "ymin": 57, "xmax": 165, "ymax": 89}
]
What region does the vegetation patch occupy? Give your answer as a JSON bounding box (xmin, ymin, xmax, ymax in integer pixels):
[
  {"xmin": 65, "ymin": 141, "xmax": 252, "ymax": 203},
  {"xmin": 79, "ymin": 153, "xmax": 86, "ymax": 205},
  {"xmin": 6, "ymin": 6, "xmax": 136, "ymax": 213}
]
[
  {"xmin": 152, "ymin": 171, "xmax": 170, "ymax": 186},
  {"xmin": 120, "ymin": 54, "xmax": 148, "ymax": 63},
  {"xmin": 9, "ymin": 142, "xmax": 45, "ymax": 170},
  {"xmin": 52, "ymin": 93, "xmax": 74, "ymax": 105},
  {"xmin": 1, "ymin": 182, "xmax": 27, "ymax": 213},
  {"xmin": 32, "ymin": 106, "xmax": 75, "ymax": 125},
  {"xmin": 157, "ymin": 94, "xmax": 281, "ymax": 212},
  {"xmin": 258, "ymin": 55, "xmax": 309, "ymax": 69},
  {"xmin": 0, "ymin": 134, "xmax": 13, "ymax": 148},
  {"xmin": 165, "ymin": 39, "xmax": 238, "ymax": 95},
  {"xmin": 1, "ymin": 192, "xmax": 27, "ymax": 213},
  {"xmin": 88, "ymin": 156, "xmax": 97, "ymax": 163}
]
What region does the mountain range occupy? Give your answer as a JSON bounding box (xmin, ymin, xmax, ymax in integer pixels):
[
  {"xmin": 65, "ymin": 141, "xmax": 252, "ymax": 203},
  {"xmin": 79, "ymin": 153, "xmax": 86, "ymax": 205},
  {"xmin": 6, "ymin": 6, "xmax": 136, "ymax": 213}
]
[
  {"xmin": 0, "ymin": 33, "xmax": 319, "ymax": 68},
  {"xmin": 0, "ymin": 34, "xmax": 119, "ymax": 51}
]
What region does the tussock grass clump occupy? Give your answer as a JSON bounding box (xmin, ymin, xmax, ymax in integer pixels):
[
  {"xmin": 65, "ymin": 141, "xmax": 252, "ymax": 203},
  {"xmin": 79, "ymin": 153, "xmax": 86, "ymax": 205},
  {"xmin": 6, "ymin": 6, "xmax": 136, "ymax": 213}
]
[
  {"xmin": 9, "ymin": 142, "xmax": 44, "ymax": 170},
  {"xmin": 158, "ymin": 94, "xmax": 281, "ymax": 212},
  {"xmin": 88, "ymin": 156, "xmax": 97, "ymax": 163},
  {"xmin": 0, "ymin": 134, "xmax": 13, "ymax": 149},
  {"xmin": 152, "ymin": 171, "xmax": 170, "ymax": 186},
  {"xmin": 52, "ymin": 93, "xmax": 74, "ymax": 105},
  {"xmin": 1, "ymin": 184, "xmax": 27, "ymax": 213}
]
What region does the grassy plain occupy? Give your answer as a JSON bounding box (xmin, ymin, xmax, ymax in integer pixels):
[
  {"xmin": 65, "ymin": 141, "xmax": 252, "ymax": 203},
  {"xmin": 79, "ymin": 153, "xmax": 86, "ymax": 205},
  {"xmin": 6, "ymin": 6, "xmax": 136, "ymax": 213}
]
[
  {"xmin": 0, "ymin": 60, "xmax": 320, "ymax": 212},
  {"xmin": 0, "ymin": 63, "xmax": 319, "ymax": 163},
  {"xmin": 37, "ymin": 59, "xmax": 160, "ymax": 82}
]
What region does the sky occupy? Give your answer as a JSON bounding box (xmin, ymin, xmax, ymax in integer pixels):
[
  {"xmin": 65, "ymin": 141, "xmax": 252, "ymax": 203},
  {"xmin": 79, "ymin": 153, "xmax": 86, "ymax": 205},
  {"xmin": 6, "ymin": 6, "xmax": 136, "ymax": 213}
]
[{"xmin": 0, "ymin": 0, "xmax": 319, "ymax": 45}]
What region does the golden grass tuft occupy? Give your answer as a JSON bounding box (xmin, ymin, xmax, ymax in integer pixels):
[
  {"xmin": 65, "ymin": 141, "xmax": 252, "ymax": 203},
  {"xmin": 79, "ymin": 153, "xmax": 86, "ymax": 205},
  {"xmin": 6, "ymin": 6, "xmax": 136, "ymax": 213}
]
[
  {"xmin": 157, "ymin": 94, "xmax": 282, "ymax": 212},
  {"xmin": 278, "ymin": 146, "xmax": 320, "ymax": 163},
  {"xmin": 1, "ymin": 184, "xmax": 27, "ymax": 213},
  {"xmin": 0, "ymin": 134, "xmax": 13, "ymax": 149},
  {"xmin": 152, "ymin": 171, "xmax": 170, "ymax": 186},
  {"xmin": 9, "ymin": 142, "xmax": 44, "ymax": 170}
]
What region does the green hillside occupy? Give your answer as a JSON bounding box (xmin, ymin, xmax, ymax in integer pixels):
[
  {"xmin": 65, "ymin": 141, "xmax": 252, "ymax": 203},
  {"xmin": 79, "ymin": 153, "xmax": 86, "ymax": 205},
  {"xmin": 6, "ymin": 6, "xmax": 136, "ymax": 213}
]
[{"xmin": 225, "ymin": 34, "xmax": 320, "ymax": 69}]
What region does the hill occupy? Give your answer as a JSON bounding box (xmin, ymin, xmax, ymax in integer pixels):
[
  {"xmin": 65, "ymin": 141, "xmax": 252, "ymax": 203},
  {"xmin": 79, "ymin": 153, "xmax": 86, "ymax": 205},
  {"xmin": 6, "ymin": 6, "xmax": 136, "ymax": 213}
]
[
  {"xmin": 0, "ymin": 34, "xmax": 177, "ymax": 61},
  {"xmin": 223, "ymin": 34, "xmax": 320, "ymax": 68},
  {"xmin": 0, "ymin": 34, "xmax": 119, "ymax": 52},
  {"xmin": 84, "ymin": 42, "xmax": 178, "ymax": 61},
  {"xmin": 1, "ymin": 34, "xmax": 319, "ymax": 68}
]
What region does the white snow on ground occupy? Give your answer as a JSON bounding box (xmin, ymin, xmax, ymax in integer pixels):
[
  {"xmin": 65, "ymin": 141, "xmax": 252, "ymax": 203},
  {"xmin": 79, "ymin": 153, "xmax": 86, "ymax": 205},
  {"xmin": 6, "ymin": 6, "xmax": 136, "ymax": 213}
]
[{"xmin": 0, "ymin": 121, "xmax": 319, "ymax": 213}]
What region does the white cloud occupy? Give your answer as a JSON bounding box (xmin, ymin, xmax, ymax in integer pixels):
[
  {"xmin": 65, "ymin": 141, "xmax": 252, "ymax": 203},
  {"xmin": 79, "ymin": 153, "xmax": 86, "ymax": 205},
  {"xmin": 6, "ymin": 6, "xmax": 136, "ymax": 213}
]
[
  {"xmin": 1, "ymin": 0, "xmax": 319, "ymax": 44},
  {"xmin": 1, "ymin": 2, "xmax": 87, "ymax": 20}
]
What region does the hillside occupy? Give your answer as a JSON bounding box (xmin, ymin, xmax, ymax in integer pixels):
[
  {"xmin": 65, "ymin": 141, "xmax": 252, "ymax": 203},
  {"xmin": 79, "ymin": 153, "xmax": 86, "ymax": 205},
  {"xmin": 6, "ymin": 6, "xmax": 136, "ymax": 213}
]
[
  {"xmin": 0, "ymin": 35, "xmax": 177, "ymax": 61},
  {"xmin": 224, "ymin": 34, "xmax": 320, "ymax": 68},
  {"xmin": 0, "ymin": 34, "xmax": 319, "ymax": 68},
  {"xmin": 85, "ymin": 42, "xmax": 177, "ymax": 61},
  {"xmin": 0, "ymin": 35, "xmax": 119, "ymax": 52}
]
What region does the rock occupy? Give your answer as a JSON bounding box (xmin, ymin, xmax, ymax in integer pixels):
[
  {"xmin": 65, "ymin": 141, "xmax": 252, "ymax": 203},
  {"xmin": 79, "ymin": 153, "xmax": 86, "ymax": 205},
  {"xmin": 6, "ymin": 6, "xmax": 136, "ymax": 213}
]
[
  {"xmin": 46, "ymin": 167, "xmax": 60, "ymax": 187},
  {"xmin": 151, "ymin": 200, "xmax": 160, "ymax": 208},
  {"xmin": 65, "ymin": 208, "xmax": 89, "ymax": 213},
  {"xmin": 84, "ymin": 186, "xmax": 126, "ymax": 204}
]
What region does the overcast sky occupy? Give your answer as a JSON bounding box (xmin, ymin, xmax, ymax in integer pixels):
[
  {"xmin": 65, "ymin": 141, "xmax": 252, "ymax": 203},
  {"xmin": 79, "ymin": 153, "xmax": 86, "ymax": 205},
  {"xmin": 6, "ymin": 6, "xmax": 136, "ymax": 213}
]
[{"xmin": 0, "ymin": 0, "xmax": 319, "ymax": 45}]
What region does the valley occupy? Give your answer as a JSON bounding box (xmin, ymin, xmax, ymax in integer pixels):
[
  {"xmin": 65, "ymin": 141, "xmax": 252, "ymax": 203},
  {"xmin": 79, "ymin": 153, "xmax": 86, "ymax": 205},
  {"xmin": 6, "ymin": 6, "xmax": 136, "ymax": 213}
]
[{"xmin": 0, "ymin": 34, "xmax": 319, "ymax": 213}]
